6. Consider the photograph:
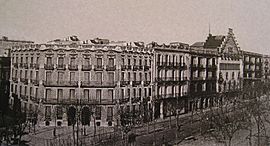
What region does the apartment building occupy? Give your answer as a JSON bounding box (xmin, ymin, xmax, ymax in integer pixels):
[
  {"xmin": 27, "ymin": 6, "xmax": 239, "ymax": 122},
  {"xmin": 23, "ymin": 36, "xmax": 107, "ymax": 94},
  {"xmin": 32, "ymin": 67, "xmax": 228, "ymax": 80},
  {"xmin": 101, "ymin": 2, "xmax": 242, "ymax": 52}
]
[
  {"xmin": 204, "ymin": 28, "xmax": 243, "ymax": 102},
  {"xmin": 10, "ymin": 37, "xmax": 153, "ymax": 127},
  {"xmin": 189, "ymin": 42, "xmax": 218, "ymax": 112},
  {"xmin": 149, "ymin": 42, "xmax": 189, "ymax": 119}
]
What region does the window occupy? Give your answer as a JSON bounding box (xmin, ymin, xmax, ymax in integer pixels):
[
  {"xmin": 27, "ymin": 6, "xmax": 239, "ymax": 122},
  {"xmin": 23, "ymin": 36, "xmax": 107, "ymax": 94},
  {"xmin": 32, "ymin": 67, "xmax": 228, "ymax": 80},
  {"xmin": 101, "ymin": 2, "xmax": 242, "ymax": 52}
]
[
  {"xmin": 70, "ymin": 72, "xmax": 75, "ymax": 81},
  {"xmin": 144, "ymin": 59, "xmax": 147, "ymax": 66},
  {"xmin": 30, "ymin": 71, "xmax": 33, "ymax": 80},
  {"xmin": 96, "ymin": 72, "xmax": 102, "ymax": 83},
  {"xmin": 30, "ymin": 57, "xmax": 33, "ymax": 64},
  {"xmin": 139, "ymin": 73, "xmax": 142, "ymax": 81},
  {"xmin": 84, "ymin": 89, "xmax": 89, "ymax": 100},
  {"xmin": 58, "ymin": 57, "xmax": 64, "ymax": 65},
  {"xmin": 45, "ymin": 106, "xmax": 51, "ymax": 119},
  {"xmin": 148, "ymin": 88, "xmax": 151, "ymax": 96},
  {"xmin": 133, "ymin": 89, "xmax": 136, "ymax": 97},
  {"xmin": 139, "ymin": 59, "xmax": 142, "ymax": 66},
  {"xmin": 84, "ymin": 72, "xmax": 90, "ymax": 81},
  {"xmin": 139, "ymin": 88, "xmax": 142, "ymax": 97},
  {"xmin": 45, "ymin": 89, "xmax": 51, "ymax": 100},
  {"xmin": 36, "ymin": 57, "xmax": 39, "ymax": 64},
  {"xmin": 128, "ymin": 72, "xmax": 131, "ymax": 81},
  {"xmin": 24, "ymin": 86, "xmax": 27, "ymax": 95},
  {"xmin": 58, "ymin": 72, "xmax": 64, "ymax": 83},
  {"xmin": 108, "ymin": 90, "xmax": 114, "ymax": 101},
  {"xmin": 25, "ymin": 70, "xmax": 27, "ymax": 79},
  {"xmin": 25, "ymin": 57, "xmax": 28, "ymax": 64},
  {"xmin": 36, "ymin": 71, "xmax": 39, "ymax": 80},
  {"xmin": 69, "ymin": 89, "xmax": 75, "ymax": 99},
  {"xmin": 121, "ymin": 89, "xmax": 124, "ymax": 99},
  {"xmin": 122, "ymin": 58, "xmax": 125, "ymax": 65},
  {"xmin": 30, "ymin": 87, "xmax": 33, "ymax": 96},
  {"xmin": 133, "ymin": 73, "xmax": 137, "ymax": 81},
  {"xmin": 226, "ymin": 72, "xmax": 228, "ymax": 80},
  {"xmin": 47, "ymin": 57, "xmax": 52, "ymax": 64},
  {"xmin": 46, "ymin": 72, "xmax": 52, "ymax": 81},
  {"xmin": 57, "ymin": 89, "xmax": 63, "ymax": 100},
  {"xmin": 20, "ymin": 70, "xmax": 22, "ymax": 78},
  {"xmin": 70, "ymin": 58, "xmax": 75, "ymax": 66},
  {"xmin": 108, "ymin": 73, "xmax": 114, "ymax": 84},
  {"xmin": 35, "ymin": 88, "xmax": 38, "ymax": 98},
  {"xmin": 127, "ymin": 89, "xmax": 130, "ymax": 98},
  {"xmin": 21, "ymin": 57, "xmax": 23, "ymax": 63},
  {"xmin": 97, "ymin": 58, "xmax": 102, "ymax": 66},
  {"xmin": 232, "ymin": 72, "xmax": 235, "ymax": 79},
  {"xmin": 144, "ymin": 88, "xmax": 147, "ymax": 97},
  {"xmin": 84, "ymin": 58, "xmax": 90, "ymax": 66},
  {"xmin": 107, "ymin": 107, "xmax": 113, "ymax": 121},
  {"xmin": 108, "ymin": 58, "xmax": 114, "ymax": 66},
  {"xmin": 96, "ymin": 107, "xmax": 101, "ymax": 120},
  {"xmin": 96, "ymin": 89, "xmax": 101, "ymax": 102},
  {"xmin": 134, "ymin": 59, "xmax": 136, "ymax": 65},
  {"xmin": 128, "ymin": 59, "xmax": 131, "ymax": 65},
  {"xmin": 56, "ymin": 106, "xmax": 63, "ymax": 119},
  {"xmin": 121, "ymin": 72, "xmax": 125, "ymax": 81}
]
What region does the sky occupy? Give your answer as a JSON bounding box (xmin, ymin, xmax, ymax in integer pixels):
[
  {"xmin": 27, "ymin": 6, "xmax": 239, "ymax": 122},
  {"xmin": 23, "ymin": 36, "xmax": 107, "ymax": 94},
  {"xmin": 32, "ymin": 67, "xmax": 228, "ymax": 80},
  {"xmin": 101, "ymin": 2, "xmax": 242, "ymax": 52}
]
[{"xmin": 0, "ymin": 0, "xmax": 270, "ymax": 54}]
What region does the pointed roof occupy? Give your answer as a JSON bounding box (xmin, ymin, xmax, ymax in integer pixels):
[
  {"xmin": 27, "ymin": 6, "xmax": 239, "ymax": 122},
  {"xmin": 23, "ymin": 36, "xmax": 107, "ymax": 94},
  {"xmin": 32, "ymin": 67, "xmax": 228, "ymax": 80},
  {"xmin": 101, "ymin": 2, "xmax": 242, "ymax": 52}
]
[{"xmin": 204, "ymin": 34, "xmax": 226, "ymax": 49}]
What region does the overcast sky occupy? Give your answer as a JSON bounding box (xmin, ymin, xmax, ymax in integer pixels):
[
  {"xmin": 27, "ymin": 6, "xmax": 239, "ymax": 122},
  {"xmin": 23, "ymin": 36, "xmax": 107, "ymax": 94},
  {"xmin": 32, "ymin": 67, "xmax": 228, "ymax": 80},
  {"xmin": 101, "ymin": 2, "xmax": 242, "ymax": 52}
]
[{"xmin": 0, "ymin": 0, "xmax": 270, "ymax": 54}]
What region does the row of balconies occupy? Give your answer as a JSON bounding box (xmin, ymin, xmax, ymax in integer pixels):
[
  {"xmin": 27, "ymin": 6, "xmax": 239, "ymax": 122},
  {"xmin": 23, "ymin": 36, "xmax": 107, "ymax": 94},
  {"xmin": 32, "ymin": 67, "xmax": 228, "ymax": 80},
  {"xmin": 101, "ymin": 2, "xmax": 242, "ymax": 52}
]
[
  {"xmin": 156, "ymin": 77, "xmax": 188, "ymax": 86},
  {"xmin": 119, "ymin": 96, "xmax": 150, "ymax": 104},
  {"xmin": 12, "ymin": 77, "xmax": 39, "ymax": 86},
  {"xmin": 121, "ymin": 65, "xmax": 151, "ymax": 71},
  {"xmin": 42, "ymin": 98, "xmax": 116, "ymax": 105},
  {"xmin": 157, "ymin": 62, "xmax": 187, "ymax": 70},
  {"xmin": 153, "ymin": 92, "xmax": 188, "ymax": 100},
  {"xmin": 191, "ymin": 64, "xmax": 217, "ymax": 70},
  {"xmin": 13, "ymin": 63, "xmax": 39, "ymax": 69},
  {"xmin": 120, "ymin": 80, "xmax": 151, "ymax": 87},
  {"xmin": 44, "ymin": 64, "xmax": 117, "ymax": 71}
]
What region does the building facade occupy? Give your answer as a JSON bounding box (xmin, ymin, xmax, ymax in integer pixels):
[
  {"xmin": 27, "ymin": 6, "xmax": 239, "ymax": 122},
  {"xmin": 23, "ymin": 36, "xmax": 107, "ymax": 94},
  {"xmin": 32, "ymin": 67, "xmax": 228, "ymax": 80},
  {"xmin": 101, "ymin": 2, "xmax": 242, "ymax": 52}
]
[{"xmin": 10, "ymin": 38, "xmax": 154, "ymax": 127}]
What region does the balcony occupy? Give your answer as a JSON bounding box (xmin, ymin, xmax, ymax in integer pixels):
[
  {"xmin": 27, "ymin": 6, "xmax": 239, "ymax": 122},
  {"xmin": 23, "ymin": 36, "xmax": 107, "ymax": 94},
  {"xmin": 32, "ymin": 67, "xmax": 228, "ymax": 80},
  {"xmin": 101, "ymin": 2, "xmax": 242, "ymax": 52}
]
[
  {"xmin": 23, "ymin": 63, "xmax": 29, "ymax": 69},
  {"xmin": 132, "ymin": 81, "xmax": 141, "ymax": 86},
  {"xmin": 13, "ymin": 63, "xmax": 18, "ymax": 68},
  {"xmin": 82, "ymin": 65, "xmax": 92, "ymax": 71},
  {"xmin": 154, "ymin": 94, "xmax": 177, "ymax": 100},
  {"xmin": 33, "ymin": 63, "xmax": 39, "ymax": 69},
  {"xmin": 30, "ymin": 79, "xmax": 39, "ymax": 86},
  {"xmin": 23, "ymin": 78, "xmax": 29, "ymax": 85},
  {"xmin": 30, "ymin": 96, "xmax": 39, "ymax": 103},
  {"xmin": 20, "ymin": 95, "xmax": 28, "ymax": 101},
  {"xmin": 120, "ymin": 81, "xmax": 130, "ymax": 87},
  {"xmin": 206, "ymin": 65, "xmax": 217, "ymax": 70},
  {"xmin": 94, "ymin": 65, "xmax": 104, "ymax": 71},
  {"xmin": 156, "ymin": 77, "xmax": 187, "ymax": 85},
  {"xmin": 57, "ymin": 64, "xmax": 66, "ymax": 70},
  {"xmin": 133, "ymin": 65, "xmax": 140, "ymax": 71},
  {"xmin": 80, "ymin": 81, "xmax": 117, "ymax": 88},
  {"xmin": 106, "ymin": 65, "xmax": 116, "ymax": 71},
  {"xmin": 19, "ymin": 63, "xmax": 23, "ymax": 68},
  {"xmin": 68, "ymin": 64, "xmax": 78, "ymax": 70},
  {"xmin": 43, "ymin": 80, "xmax": 79, "ymax": 87},
  {"xmin": 121, "ymin": 65, "xmax": 127, "ymax": 71},
  {"xmin": 127, "ymin": 65, "xmax": 132, "ymax": 70},
  {"xmin": 197, "ymin": 64, "xmax": 205, "ymax": 70},
  {"xmin": 44, "ymin": 64, "xmax": 54, "ymax": 70},
  {"xmin": 139, "ymin": 65, "xmax": 143, "ymax": 70},
  {"xmin": 119, "ymin": 98, "xmax": 130, "ymax": 104},
  {"xmin": 132, "ymin": 97, "xmax": 141, "ymax": 103},
  {"xmin": 144, "ymin": 65, "xmax": 150, "ymax": 71},
  {"xmin": 179, "ymin": 64, "xmax": 187, "ymax": 70},
  {"xmin": 143, "ymin": 81, "xmax": 151, "ymax": 86},
  {"xmin": 12, "ymin": 77, "xmax": 18, "ymax": 83}
]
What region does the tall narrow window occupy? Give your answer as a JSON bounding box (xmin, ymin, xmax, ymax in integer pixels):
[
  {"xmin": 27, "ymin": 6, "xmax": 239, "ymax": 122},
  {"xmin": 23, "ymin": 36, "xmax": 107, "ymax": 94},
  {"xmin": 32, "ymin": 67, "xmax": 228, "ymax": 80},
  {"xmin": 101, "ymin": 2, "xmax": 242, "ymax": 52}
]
[
  {"xmin": 30, "ymin": 57, "xmax": 33, "ymax": 64},
  {"xmin": 58, "ymin": 57, "xmax": 64, "ymax": 65},
  {"xmin": 144, "ymin": 88, "xmax": 147, "ymax": 97},
  {"xmin": 70, "ymin": 58, "xmax": 75, "ymax": 66},
  {"xmin": 108, "ymin": 58, "xmax": 114, "ymax": 66},
  {"xmin": 108, "ymin": 90, "xmax": 114, "ymax": 102},
  {"xmin": 35, "ymin": 88, "xmax": 38, "ymax": 98},
  {"xmin": 36, "ymin": 71, "xmax": 39, "ymax": 80},
  {"xmin": 134, "ymin": 59, "xmax": 136, "ymax": 65},
  {"xmin": 128, "ymin": 72, "xmax": 131, "ymax": 81},
  {"xmin": 121, "ymin": 89, "xmax": 124, "ymax": 99},
  {"xmin": 107, "ymin": 107, "xmax": 113, "ymax": 121},
  {"xmin": 69, "ymin": 89, "xmax": 75, "ymax": 99},
  {"xmin": 84, "ymin": 58, "xmax": 90, "ymax": 66},
  {"xmin": 96, "ymin": 72, "xmax": 102, "ymax": 84},
  {"xmin": 133, "ymin": 89, "xmax": 136, "ymax": 97},
  {"xmin": 139, "ymin": 73, "xmax": 142, "ymax": 81},
  {"xmin": 96, "ymin": 107, "xmax": 101, "ymax": 120},
  {"xmin": 97, "ymin": 58, "xmax": 102, "ymax": 66},
  {"xmin": 26, "ymin": 57, "xmax": 28, "ymax": 64},
  {"xmin": 133, "ymin": 73, "xmax": 136, "ymax": 81},
  {"xmin": 30, "ymin": 71, "xmax": 33, "ymax": 80},
  {"xmin": 96, "ymin": 89, "xmax": 101, "ymax": 103},
  {"xmin": 121, "ymin": 72, "xmax": 125, "ymax": 81},
  {"xmin": 139, "ymin": 59, "xmax": 142, "ymax": 66},
  {"xmin": 45, "ymin": 89, "xmax": 51, "ymax": 100},
  {"xmin": 127, "ymin": 89, "xmax": 130, "ymax": 98},
  {"xmin": 58, "ymin": 72, "xmax": 64, "ymax": 83},
  {"xmin": 84, "ymin": 89, "xmax": 89, "ymax": 100},
  {"xmin": 30, "ymin": 87, "xmax": 33, "ymax": 97},
  {"xmin": 108, "ymin": 73, "xmax": 114, "ymax": 84},
  {"xmin": 139, "ymin": 88, "xmax": 142, "ymax": 97},
  {"xmin": 122, "ymin": 58, "xmax": 125, "ymax": 65},
  {"xmin": 46, "ymin": 72, "xmax": 51, "ymax": 81},
  {"xmin": 25, "ymin": 70, "xmax": 27, "ymax": 79},
  {"xmin": 84, "ymin": 72, "xmax": 90, "ymax": 81},
  {"xmin": 57, "ymin": 89, "xmax": 63, "ymax": 100},
  {"xmin": 36, "ymin": 57, "xmax": 39, "ymax": 64},
  {"xmin": 128, "ymin": 59, "xmax": 131, "ymax": 65},
  {"xmin": 70, "ymin": 72, "xmax": 75, "ymax": 81},
  {"xmin": 47, "ymin": 57, "xmax": 52, "ymax": 64},
  {"xmin": 45, "ymin": 106, "xmax": 51, "ymax": 120}
]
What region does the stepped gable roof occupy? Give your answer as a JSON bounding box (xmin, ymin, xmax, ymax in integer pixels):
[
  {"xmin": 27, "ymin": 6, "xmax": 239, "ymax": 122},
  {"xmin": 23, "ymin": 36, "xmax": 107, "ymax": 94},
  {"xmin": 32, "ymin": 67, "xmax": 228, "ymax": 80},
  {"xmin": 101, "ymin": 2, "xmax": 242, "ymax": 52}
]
[{"xmin": 204, "ymin": 34, "xmax": 225, "ymax": 49}]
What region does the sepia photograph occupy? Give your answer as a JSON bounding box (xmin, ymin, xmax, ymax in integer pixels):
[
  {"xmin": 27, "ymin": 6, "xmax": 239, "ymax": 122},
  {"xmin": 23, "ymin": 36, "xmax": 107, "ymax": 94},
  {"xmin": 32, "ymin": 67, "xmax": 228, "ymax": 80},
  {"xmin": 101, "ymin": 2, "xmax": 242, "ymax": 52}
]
[{"xmin": 1, "ymin": 0, "xmax": 270, "ymax": 145}]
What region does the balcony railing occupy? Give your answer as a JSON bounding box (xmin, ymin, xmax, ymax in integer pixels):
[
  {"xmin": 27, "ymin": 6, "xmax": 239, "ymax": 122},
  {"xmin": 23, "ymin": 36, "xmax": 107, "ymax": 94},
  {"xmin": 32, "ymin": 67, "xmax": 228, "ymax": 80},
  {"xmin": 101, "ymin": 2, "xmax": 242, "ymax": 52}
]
[
  {"xmin": 127, "ymin": 65, "xmax": 132, "ymax": 70},
  {"xmin": 30, "ymin": 79, "xmax": 39, "ymax": 86},
  {"xmin": 12, "ymin": 77, "xmax": 18, "ymax": 83},
  {"xmin": 19, "ymin": 63, "xmax": 23, "ymax": 68},
  {"xmin": 43, "ymin": 80, "xmax": 79, "ymax": 87},
  {"xmin": 120, "ymin": 81, "xmax": 130, "ymax": 86},
  {"xmin": 132, "ymin": 97, "xmax": 141, "ymax": 103},
  {"xmin": 119, "ymin": 98, "xmax": 130, "ymax": 104},
  {"xmin": 144, "ymin": 65, "xmax": 150, "ymax": 71},
  {"xmin": 20, "ymin": 95, "xmax": 28, "ymax": 101},
  {"xmin": 43, "ymin": 98, "xmax": 116, "ymax": 105},
  {"xmin": 106, "ymin": 65, "xmax": 116, "ymax": 71},
  {"xmin": 143, "ymin": 81, "xmax": 151, "ymax": 86},
  {"xmin": 68, "ymin": 64, "xmax": 78, "ymax": 70},
  {"xmin": 33, "ymin": 63, "xmax": 39, "ymax": 69},
  {"xmin": 44, "ymin": 64, "xmax": 54, "ymax": 70},
  {"xmin": 23, "ymin": 78, "xmax": 29, "ymax": 85},
  {"xmin": 132, "ymin": 81, "xmax": 141, "ymax": 86},
  {"xmin": 13, "ymin": 63, "xmax": 18, "ymax": 68},
  {"xmin": 121, "ymin": 65, "xmax": 127, "ymax": 71},
  {"xmin": 94, "ymin": 65, "xmax": 104, "ymax": 71},
  {"xmin": 82, "ymin": 65, "xmax": 92, "ymax": 71},
  {"xmin": 80, "ymin": 81, "xmax": 117, "ymax": 88},
  {"xmin": 133, "ymin": 65, "xmax": 140, "ymax": 71},
  {"xmin": 57, "ymin": 64, "xmax": 66, "ymax": 70},
  {"xmin": 23, "ymin": 63, "xmax": 29, "ymax": 69}
]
